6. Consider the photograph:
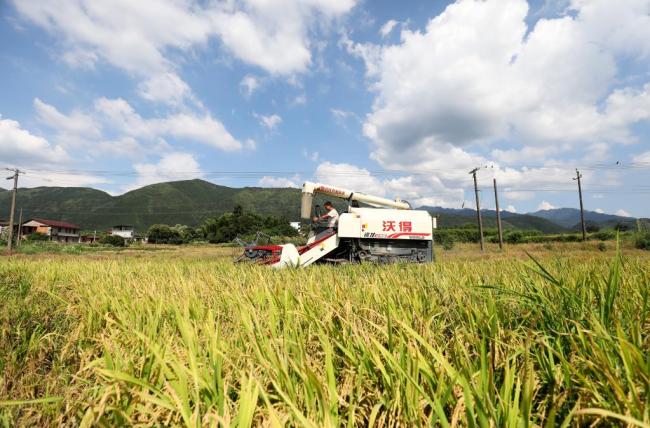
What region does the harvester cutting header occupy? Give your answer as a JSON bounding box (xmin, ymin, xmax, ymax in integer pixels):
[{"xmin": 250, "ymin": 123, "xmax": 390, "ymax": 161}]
[{"xmin": 236, "ymin": 181, "xmax": 436, "ymax": 267}]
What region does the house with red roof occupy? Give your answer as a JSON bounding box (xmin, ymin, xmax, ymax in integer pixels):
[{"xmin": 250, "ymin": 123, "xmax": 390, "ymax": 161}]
[{"xmin": 21, "ymin": 219, "xmax": 81, "ymax": 243}]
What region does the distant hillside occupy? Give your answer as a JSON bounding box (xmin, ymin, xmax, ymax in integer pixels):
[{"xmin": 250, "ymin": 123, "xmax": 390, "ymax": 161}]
[
  {"xmin": 530, "ymin": 208, "xmax": 638, "ymax": 229},
  {"xmin": 0, "ymin": 180, "xmax": 303, "ymax": 231},
  {"xmin": 420, "ymin": 207, "xmax": 567, "ymax": 233},
  {"xmin": 0, "ymin": 180, "xmax": 642, "ymax": 233}
]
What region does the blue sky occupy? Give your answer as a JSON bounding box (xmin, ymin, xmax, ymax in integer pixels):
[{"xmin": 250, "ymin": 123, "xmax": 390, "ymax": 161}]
[{"xmin": 1, "ymin": 0, "xmax": 649, "ymax": 217}]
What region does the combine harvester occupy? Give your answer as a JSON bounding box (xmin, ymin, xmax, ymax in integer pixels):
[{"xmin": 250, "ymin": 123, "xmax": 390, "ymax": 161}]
[{"xmin": 236, "ymin": 182, "xmax": 437, "ymax": 268}]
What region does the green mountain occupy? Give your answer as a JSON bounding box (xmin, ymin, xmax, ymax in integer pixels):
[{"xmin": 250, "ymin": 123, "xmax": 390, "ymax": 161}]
[
  {"xmin": 530, "ymin": 208, "xmax": 638, "ymax": 230},
  {"xmin": 1, "ymin": 180, "xmax": 637, "ymax": 234},
  {"xmin": 0, "ymin": 180, "xmax": 303, "ymax": 232},
  {"xmin": 421, "ymin": 207, "xmax": 567, "ymax": 233}
]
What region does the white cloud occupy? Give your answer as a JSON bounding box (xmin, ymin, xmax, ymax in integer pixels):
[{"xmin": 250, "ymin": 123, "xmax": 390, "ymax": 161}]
[
  {"xmin": 240, "ymin": 74, "xmax": 260, "ymax": 97},
  {"xmin": 634, "ymin": 150, "xmax": 650, "ymax": 164},
  {"xmin": 0, "ymin": 116, "xmax": 109, "ymax": 188},
  {"xmin": 330, "ymin": 108, "xmax": 353, "ymax": 119},
  {"xmin": 313, "ymin": 161, "xmax": 464, "ymax": 208},
  {"xmin": 330, "ymin": 108, "xmax": 359, "ymax": 125},
  {"xmin": 383, "ymin": 174, "xmax": 463, "ymax": 208},
  {"xmin": 34, "ymin": 98, "xmax": 100, "ymax": 139},
  {"xmin": 505, "ymin": 205, "xmax": 517, "ymax": 213},
  {"xmin": 492, "ymin": 146, "xmax": 563, "ymax": 165},
  {"xmin": 348, "ymin": 0, "xmax": 650, "ymax": 174},
  {"xmin": 0, "ymin": 117, "xmax": 69, "ymax": 165},
  {"xmin": 13, "ymin": 0, "xmax": 215, "ymax": 105},
  {"xmin": 156, "ymin": 113, "xmax": 244, "ymax": 151},
  {"xmin": 258, "ymin": 176, "xmax": 299, "ymax": 188},
  {"xmin": 14, "ymin": 1, "xmax": 209, "ymax": 73},
  {"xmin": 303, "ymin": 150, "xmax": 320, "ymax": 162},
  {"xmin": 61, "ymin": 48, "xmax": 98, "ymax": 69},
  {"xmin": 255, "ymin": 113, "xmax": 282, "ymax": 130},
  {"xmin": 13, "ymin": 0, "xmax": 357, "ymax": 83},
  {"xmin": 210, "ymin": 0, "xmax": 357, "ymax": 75},
  {"xmin": 127, "ymin": 152, "xmax": 204, "ymax": 192},
  {"xmin": 292, "ymin": 94, "xmax": 307, "ymax": 106},
  {"xmin": 537, "ymin": 200, "xmax": 557, "ymax": 211},
  {"xmin": 20, "ymin": 171, "xmax": 110, "ymax": 188},
  {"xmin": 37, "ymin": 97, "xmax": 247, "ymax": 153},
  {"xmin": 489, "ymin": 164, "xmax": 582, "ymax": 201},
  {"xmin": 137, "ymin": 72, "xmax": 193, "ymax": 106},
  {"xmin": 616, "ymin": 209, "xmax": 631, "ymax": 217},
  {"xmin": 379, "ymin": 20, "xmax": 398, "ymax": 38},
  {"xmin": 243, "ymin": 139, "xmax": 257, "ymax": 150},
  {"xmin": 95, "ymin": 136, "xmax": 170, "ymax": 160},
  {"xmin": 595, "ymin": 208, "xmax": 604, "ymax": 213},
  {"xmin": 315, "ymin": 161, "xmax": 386, "ymax": 196}
]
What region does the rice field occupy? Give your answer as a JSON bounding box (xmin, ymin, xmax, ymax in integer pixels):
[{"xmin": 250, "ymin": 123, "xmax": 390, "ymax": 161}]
[{"xmin": 1, "ymin": 243, "xmax": 649, "ymax": 427}]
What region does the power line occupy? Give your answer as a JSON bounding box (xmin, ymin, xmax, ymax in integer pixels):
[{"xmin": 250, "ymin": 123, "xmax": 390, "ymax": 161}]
[{"xmin": 13, "ymin": 160, "xmax": 650, "ymax": 178}]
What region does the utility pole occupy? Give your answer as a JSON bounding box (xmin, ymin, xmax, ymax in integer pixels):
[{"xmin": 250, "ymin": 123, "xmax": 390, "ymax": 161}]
[
  {"xmin": 493, "ymin": 178, "xmax": 503, "ymax": 250},
  {"xmin": 5, "ymin": 168, "xmax": 21, "ymax": 253},
  {"xmin": 16, "ymin": 208, "xmax": 23, "ymax": 247},
  {"xmin": 573, "ymin": 169, "xmax": 587, "ymax": 242},
  {"xmin": 469, "ymin": 168, "xmax": 485, "ymax": 251}
]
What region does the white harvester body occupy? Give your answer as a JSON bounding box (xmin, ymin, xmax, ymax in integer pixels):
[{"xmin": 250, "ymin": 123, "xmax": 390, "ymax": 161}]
[{"xmin": 238, "ymin": 181, "xmax": 437, "ymax": 268}]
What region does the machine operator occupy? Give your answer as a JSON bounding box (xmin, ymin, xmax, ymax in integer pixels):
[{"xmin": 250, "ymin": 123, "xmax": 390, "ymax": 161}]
[{"xmin": 313, "ymin": 201, "xmax": 339, "ymax": 229}]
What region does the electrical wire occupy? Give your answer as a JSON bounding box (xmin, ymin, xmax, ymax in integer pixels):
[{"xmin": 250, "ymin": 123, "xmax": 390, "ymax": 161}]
[{"xmin": 12, "ymin": 160, "xmax": 650, "ymax": 178}]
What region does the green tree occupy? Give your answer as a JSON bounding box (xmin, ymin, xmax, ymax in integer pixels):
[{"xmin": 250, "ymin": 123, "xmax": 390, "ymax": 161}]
[
  {"xmin": 147, "ymin": 224, "xmax": 177, "ymax": 244},
  {"xmin": 200, "ymin": 206, "xmax": 298, "ymax": 243},
  {"xmin": 100, "ymin": 235, "xmax": 126, "ymax": 247}
]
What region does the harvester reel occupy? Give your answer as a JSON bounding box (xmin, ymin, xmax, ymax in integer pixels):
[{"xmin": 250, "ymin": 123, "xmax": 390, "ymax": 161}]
[{"xmin": 233, "ymin": 232, "xmax": 276, "ymax": 264}]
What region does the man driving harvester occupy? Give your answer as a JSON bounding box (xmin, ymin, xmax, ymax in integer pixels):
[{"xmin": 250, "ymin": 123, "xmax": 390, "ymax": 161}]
[{"xmin": 313, "ymin": 201, "xmax": 339, "ymax": 229}]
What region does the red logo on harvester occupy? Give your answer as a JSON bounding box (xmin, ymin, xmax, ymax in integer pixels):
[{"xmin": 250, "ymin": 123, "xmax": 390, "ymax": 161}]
[
  {"xmin": 382, "ymin": 220, "xmax": 396, "ymax": 231},
  {"xmin": 399, "ymin": 221, "xmax": 412, "ymax": 232},
  {"xmin": 383, "ymin": 220, "xmax": 414, "ymax": 233}
]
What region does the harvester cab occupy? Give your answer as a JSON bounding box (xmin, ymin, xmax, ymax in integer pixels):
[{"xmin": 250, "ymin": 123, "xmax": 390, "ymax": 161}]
[{"xmin": 235, "ymin": 182, "xmax": 437, "ymax": 268}]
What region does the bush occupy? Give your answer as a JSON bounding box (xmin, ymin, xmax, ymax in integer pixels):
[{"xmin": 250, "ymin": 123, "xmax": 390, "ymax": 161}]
[
  {"xmin": 614, "ymin": 222, "xmax": 630, "ymax": 232},
  {"xmin": 597, "ymin": 242, "xmax": 607, "ymax": 252},
  {"xmin": 592, "ymin": 230, "xmax": 615, "ymax": 241},
  {"xmin": 434, "ymin": 229, "xmax": 481, "ymax": 244},
  {"xmin": 635, "ymin": 231, "xmax": 650, "ymax": 250},
  {"xmin": 561, "ymin": 234, "xmax": 582, "ymax": 242},
  {"xmin": 504, "ymin": 231, "xmax": 525, "ymax": 244},
  {"xmin": 26, "ymin": 232, "xmax": 50, "ymax": 242},
  {"xmin": 436, "ymin": 235, "xmax": 454, "ymax": 250},
  {"xmin": 100, "ymin": 235, "xmax": 126, "ymax": 247}
]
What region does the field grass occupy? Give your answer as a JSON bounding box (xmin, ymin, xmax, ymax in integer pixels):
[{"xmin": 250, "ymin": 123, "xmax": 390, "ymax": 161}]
[{"xmin": 1, "ymin": 243, "xmax": 649, "ymax": 426}]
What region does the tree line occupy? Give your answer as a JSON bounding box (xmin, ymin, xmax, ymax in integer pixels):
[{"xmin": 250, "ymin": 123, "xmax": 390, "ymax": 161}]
[{"xmin": 146, "ymin": 205, "xmax": 298, "ymax": 244}]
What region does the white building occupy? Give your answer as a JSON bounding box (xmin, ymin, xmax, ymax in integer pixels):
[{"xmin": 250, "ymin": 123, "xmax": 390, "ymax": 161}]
[{"xmin": 110, "ymin": 225, "xmax": 134, "ymax": 239}]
